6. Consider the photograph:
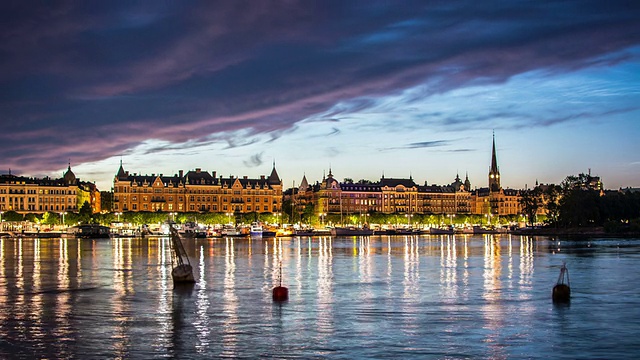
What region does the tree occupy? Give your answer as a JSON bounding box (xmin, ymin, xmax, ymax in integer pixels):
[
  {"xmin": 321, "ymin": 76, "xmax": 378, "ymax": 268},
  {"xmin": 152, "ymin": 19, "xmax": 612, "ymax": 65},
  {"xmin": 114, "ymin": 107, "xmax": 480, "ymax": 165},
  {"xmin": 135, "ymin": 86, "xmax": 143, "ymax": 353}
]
[
  {"xmin": 79, "ymin": 202, "xmax": 93, "ymax": 224},
  {"xmin": 42, "ymin": 212, "xmax": 59, "ymax": 225},
  {"xmin": 543, "ymin": 185, "xmax": 562, "ymax": 227},
  {"xmin": 2, "ymin": 211, "xmax": 23, "ymax": 222},
  {"xmin": 519, "ymin": 188, "xmax": 542, "ymax": 227},
  {"xmin": 100, "ymin": 191, "xmax": 113, "ymax": 212}
]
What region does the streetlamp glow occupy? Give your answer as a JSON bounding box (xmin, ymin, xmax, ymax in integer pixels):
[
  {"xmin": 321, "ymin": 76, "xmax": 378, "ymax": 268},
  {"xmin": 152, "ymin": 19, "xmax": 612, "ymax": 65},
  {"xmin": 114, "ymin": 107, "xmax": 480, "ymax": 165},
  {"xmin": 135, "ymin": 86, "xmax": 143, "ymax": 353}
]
[{"xmin": 405, "ymin": 214, "xmax": 413, "ymax": 226}]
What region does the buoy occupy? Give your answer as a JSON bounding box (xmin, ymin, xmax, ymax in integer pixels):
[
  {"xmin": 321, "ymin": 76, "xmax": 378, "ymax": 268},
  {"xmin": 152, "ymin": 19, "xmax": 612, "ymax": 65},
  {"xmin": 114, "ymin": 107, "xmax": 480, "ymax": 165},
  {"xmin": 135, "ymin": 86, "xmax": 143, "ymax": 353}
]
[
  {"xmin": 552, "ymin": 263, "xmax": 570, "ymax": 303},
  {"xmin": 169, "ymin": 226, "xmax": 196, "ymax": 285},
  {"xmin": 272, "ymin": 286, "xmax": 289, "ymax": 301},
  {"xmin": 272, "ymin": 261, "xmax": 289, "ymax": 302}
]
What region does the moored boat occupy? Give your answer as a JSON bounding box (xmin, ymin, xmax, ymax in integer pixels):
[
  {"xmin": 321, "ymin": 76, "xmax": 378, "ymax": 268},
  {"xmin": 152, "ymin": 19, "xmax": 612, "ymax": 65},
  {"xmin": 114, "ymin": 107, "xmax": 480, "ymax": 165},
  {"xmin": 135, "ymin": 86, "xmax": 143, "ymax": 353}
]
[
  {"xmin": 429, "ymin": 227, "xmax": 454, "ymax": 235},
  {"xmin": 178, "ymin": 222, "xmax": 207, "ymax": 238},
  {"xmin": 250, "ymin": 222, "xmax": 263, "ymax": 237},
  {"xmin": 66, "ymin": 224, "xmax": 111, "ymax": 239},
  {"xmin": 331, "ymin": 226, "xmax": 374, "ymax": 236},
  {"xmin": 221, "ymin": 224, "xmax": 248, "ymax": 237}
]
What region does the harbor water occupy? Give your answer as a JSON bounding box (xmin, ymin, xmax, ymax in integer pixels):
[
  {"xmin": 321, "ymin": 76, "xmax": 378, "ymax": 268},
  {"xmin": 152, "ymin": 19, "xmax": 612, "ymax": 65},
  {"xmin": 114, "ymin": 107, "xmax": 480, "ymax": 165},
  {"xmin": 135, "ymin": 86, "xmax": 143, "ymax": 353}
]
[{"xmin": 1, "ymin": 235, "xmax": 639, "ymax": 359}]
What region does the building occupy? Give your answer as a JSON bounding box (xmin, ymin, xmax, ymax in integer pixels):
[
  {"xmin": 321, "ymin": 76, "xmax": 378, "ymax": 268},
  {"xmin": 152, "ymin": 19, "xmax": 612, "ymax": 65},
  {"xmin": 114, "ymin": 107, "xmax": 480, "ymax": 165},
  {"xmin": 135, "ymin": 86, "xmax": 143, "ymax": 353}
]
[
  {"xmin": 296, "ymin": 169, "xmax": 472, "ymax": 217},
  {"xmin": 112, "ymin": 162, "xmax": 283, "ymax": 214},
  {"xmin": 294, "ymin": 134, "xmax": 520, "ymax": 219},
  {"xmin": 0, "ymin": 165, "xmax": 100, "ymax": 214},
  {"xmin": 470, "ymin": 134, "xmax": 521, "ymax": 217}
]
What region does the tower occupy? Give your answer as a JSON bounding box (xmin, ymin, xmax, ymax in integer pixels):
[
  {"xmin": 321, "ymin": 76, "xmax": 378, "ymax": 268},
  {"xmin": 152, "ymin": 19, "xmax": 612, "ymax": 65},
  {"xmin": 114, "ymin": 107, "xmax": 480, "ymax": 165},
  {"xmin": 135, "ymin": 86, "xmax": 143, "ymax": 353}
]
[{"xmin": 489, "ymin": 133, "xmax": 501, "ymax": 192}]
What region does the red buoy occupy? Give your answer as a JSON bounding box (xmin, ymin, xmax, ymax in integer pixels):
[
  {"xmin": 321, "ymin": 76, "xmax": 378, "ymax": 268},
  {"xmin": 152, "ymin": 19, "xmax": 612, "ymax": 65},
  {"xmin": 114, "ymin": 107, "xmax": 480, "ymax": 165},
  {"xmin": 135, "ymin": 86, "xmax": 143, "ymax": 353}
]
[
  {"xmin": 552, "ymin": 263, "xmax": 571, "ymax": 303},
  {"xmin": 272, "ymin": 285, "xmax": 289, "ymax": 301},
  {"xmin": 272, "ymin": 261, "xmax": 289, "ymax": 301}
]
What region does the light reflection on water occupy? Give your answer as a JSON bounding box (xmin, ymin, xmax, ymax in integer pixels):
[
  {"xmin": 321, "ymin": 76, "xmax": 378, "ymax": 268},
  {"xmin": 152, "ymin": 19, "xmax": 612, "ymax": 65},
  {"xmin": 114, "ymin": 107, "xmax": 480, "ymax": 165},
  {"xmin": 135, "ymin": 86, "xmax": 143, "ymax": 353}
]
[{"xmin": 1, "ymin": 235, "xmax": 640, "ymax": 358}]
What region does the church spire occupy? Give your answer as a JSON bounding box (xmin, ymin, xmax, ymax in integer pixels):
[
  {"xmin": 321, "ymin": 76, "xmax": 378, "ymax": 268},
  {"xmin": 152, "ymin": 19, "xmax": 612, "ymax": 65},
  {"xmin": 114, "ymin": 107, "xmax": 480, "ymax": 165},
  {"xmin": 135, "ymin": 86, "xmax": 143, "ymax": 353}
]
[{"xmin": 489, "ymin": 132, "xmax": 501, "ymax": 192}]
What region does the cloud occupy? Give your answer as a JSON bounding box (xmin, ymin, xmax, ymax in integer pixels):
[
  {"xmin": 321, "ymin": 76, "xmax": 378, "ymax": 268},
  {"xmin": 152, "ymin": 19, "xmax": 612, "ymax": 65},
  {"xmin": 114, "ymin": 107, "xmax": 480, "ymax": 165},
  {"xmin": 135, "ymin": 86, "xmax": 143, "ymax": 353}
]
[
  {"xmin": 243, "ymin": 152, "xmax": 264, "ymax": 168},
  {"xmin": 1, "ymin": 1, "xmax": 639, "ymax": 175},
  {"xmin": 406, "ymin": 140, "xmax": 450, "ymax": 149}
]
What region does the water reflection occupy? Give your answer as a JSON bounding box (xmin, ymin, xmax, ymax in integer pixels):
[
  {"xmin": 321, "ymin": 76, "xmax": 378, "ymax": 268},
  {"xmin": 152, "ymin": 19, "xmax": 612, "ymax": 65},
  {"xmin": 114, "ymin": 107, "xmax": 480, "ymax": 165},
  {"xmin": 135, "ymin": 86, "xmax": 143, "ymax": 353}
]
[
  {"xmin": 222, "ymin": 237, "xmax": 238, "ymax": 357},
  {"xmin": 316, "ymin": 236, "xmax": 334, "ymax": 343},
  {"xmin": 403, "ymin": 236, "xmax": 419, "ymax": 301},
  {"xmin": 440, "ymin": 235, "xmax": 457, "ymax": 301},
  {"xmin": 195, "ymin": 245, "xmax": 210, "ymax": 353},
  {"xmin": 1, "ymin": 235, "xmax": 639, "ymax": 359}
]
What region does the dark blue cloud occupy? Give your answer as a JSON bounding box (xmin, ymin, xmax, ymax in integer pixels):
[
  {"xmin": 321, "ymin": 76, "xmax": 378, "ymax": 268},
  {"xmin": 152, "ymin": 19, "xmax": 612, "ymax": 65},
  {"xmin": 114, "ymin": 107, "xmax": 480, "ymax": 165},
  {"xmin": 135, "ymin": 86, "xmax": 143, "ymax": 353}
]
[{"xmin": 1, "ymin": 0, "xmax": 639, "ymax": 174}]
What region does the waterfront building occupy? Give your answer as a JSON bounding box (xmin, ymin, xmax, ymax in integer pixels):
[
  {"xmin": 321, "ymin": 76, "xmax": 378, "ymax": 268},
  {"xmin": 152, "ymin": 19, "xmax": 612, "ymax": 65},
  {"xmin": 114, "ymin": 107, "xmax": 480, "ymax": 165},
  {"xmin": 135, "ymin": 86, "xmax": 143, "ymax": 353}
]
[
  {"xmin": 112, "ymin": 162, "xmax": 283, "ymax": 214},
  {"xmin": 0, "ymin": 165, "xmax": 100, "ymax": 214},
  {"xmin": 470, "ymin": 134, "xmax": 522, "ymax": 217},
  {"xmin": 294, "ymin": 134, "xmax": 521, "ymax": 219},
  {"xmin": 298, "ymin": 169, "xmax": 472, "ymax": 218}
]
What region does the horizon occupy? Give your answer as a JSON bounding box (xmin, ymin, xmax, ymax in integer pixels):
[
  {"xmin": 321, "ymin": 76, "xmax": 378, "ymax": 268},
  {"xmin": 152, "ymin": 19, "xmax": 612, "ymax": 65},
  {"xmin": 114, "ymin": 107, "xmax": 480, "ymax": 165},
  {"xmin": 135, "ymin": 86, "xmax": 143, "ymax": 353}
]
[{"xmin": 2, "ymin": 2, "xmax": 639, "ymax": 192}]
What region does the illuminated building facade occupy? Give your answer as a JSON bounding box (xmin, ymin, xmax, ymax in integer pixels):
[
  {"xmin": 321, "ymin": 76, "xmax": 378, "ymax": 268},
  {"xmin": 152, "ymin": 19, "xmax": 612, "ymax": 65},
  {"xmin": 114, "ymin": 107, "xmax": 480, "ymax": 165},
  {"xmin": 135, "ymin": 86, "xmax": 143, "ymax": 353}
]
[
  {"xmin": 297, "ymin": 135, "xmax": 521, "ymax": 218},
  {"xmin": 0, "ymin": 165, "xmax": 100, "ymax": 214},
  {"xmin": 297, "ymin": 169, "xmax": 473, "ymax": 216},
  {"xmin": 112, "ymin": 163, "xmax": 283, "ymax": 214}
]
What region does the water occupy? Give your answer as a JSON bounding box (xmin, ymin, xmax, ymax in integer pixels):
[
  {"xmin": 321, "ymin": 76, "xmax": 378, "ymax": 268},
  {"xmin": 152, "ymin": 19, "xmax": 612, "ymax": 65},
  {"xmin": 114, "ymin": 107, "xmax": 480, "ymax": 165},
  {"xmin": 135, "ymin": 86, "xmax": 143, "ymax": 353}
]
[{"xmin": 1, "ymin": 235, "xmax": 639, "ymax": 359}]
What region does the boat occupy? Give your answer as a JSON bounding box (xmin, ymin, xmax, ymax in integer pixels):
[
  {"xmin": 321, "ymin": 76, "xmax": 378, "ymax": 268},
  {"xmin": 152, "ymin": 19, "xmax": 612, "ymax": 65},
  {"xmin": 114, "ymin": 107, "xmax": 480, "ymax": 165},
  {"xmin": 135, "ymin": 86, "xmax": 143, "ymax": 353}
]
[
  {"xmin": 221, "ymin": 224, "xmax": 248, "ymax": 237},
  {"xmin": 331, "ymin": 226, "xmax": 374, "ymax": 236},
  {"xmin": 429, "ymin": 227, "xmax": 454, "ymax": 235},
  {"xmin": 294, "ymin": 228, "xmax": 317, "ymax": 236},
  {"xmin": 472, "ymin": 226, "xmax": 498, "ymax": 234},
  {"xmin": 178, "ymin": 222, "xmax": 207, "ymax": 238},
  {"xmin": 66, "ymin": 224, "xmax": 111, "ymax": 239},
  {"xmin": 250, "ymin": 222, "xmax": 263, "ymax": 237},
  {"xmin": 261, "ymin": 227, "xmax": 277, "ymax": 237}
]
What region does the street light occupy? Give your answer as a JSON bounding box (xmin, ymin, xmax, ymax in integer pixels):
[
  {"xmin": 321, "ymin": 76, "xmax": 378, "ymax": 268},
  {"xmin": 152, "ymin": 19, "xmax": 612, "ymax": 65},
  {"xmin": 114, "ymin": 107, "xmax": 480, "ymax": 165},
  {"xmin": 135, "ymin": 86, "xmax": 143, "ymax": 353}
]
[
  {"xmin": 115, "ymin": 212, "xmax": 122, "ymax": 222},
  {"xmin": 276, "ymin": 212, "xmax": 281, "ymax": 227},
  {"xmin": 405, "ymin": 214, "xmax": 413, "ymax": 226},
  {"xmin": 170, "ymin": 212, "xmax": 176, "ymax": 222},
  {"xmin": 319, "ymin": 213, "xmax": 326, "ymax": 226},
  {"xmin": 447, "ymin": 214, "xmax": 455, "ymax": 225},
  {"xmin": 226, "ymin": 212, "xmax": 233, "ymax": 224},
  {"xmin": 60, "ymin": 212, "xmax": 67, "ymax": 227}
]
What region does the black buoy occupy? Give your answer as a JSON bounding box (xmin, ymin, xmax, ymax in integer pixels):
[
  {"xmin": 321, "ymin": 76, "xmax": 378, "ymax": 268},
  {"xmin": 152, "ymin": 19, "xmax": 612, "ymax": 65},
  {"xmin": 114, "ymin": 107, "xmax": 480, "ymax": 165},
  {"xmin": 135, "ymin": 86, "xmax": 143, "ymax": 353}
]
[
  {"xmin": 552, "ymin": 263, "xmax": 571, "ymax": 303},
  {"xmin": 272, "ymin": 261, "xmax": 289, "ymax": 302}
]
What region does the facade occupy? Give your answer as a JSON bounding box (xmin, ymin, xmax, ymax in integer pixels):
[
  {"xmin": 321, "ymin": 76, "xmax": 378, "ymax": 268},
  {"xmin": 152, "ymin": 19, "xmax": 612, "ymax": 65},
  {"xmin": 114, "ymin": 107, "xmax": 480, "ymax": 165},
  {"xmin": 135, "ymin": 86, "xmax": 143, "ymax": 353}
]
[
  {"xmin": 296, "ymin": 170, "xmax": 473, "ymax": 217},
  {"xmin": 295, "ymin": 135, "xmax": 521, "ymax": 218},
  {"xmin": 112, "ymin": 163, "xmax": 283, "ymax": 214},
  {"xmin": 0, "ymin": 165, "xmax": 100, "ymax": 214}
]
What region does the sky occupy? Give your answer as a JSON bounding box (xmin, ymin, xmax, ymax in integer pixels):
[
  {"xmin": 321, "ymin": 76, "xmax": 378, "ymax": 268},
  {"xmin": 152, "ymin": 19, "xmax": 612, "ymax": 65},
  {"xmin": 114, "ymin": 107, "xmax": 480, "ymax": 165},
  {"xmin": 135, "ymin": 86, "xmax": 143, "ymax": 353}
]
[{"xmin": 1, "ymin": 1, "xmax": 640, "ymax": 192}]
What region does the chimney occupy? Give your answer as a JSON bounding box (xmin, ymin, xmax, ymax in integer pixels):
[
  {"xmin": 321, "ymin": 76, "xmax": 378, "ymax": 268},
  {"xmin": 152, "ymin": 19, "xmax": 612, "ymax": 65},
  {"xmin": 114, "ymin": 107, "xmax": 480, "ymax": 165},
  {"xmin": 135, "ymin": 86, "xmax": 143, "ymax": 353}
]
[
  {"xmin": 260, "ymin": 175, "xmax": 265, "ymax": 180},
  {"xmin": 179, "ymin": 170, "xmax": 183, "ymax": 178},
  {"xmin": 212, "ymin": 171, "xmax": 216, "ymax": 178},
  {"xmin": 196, "ymin": 168, "xmax": 201, "ymax": 173},
  {"xmin": 243, "ymin": 176, "xmax": 248, "ymax": 179}
]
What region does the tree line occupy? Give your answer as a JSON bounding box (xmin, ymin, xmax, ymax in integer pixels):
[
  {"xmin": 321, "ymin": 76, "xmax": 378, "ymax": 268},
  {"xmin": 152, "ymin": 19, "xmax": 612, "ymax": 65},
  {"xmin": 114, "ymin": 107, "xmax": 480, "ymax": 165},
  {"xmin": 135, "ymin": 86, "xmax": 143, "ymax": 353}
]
[{"xmin": 520, "ymin": 173, "xmax": 640, "ymax": 232}]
